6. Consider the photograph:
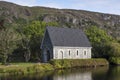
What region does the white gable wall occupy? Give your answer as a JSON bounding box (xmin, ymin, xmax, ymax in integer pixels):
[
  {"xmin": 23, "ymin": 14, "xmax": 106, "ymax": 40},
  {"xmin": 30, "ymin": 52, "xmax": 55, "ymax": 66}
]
[{"xmin": 53, "ymin": 46, "xmax": 91, "ymax": 59}]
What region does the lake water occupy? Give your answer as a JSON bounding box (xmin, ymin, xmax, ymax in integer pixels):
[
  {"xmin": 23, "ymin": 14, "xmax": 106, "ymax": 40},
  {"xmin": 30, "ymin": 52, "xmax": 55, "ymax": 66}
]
[{"xmin": 0, "ymin": 66, "xmax": 120, "ymax": 80}]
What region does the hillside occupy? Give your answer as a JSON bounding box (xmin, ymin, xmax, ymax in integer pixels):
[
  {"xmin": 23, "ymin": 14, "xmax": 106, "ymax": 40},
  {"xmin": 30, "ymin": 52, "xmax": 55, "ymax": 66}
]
[{"xmin": 0, "ymin": 1, "xmax": 120, "ymax": 40}]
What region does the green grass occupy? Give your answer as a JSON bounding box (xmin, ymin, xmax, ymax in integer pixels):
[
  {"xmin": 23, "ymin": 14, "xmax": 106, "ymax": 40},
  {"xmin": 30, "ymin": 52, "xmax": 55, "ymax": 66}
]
[{"xmin": 0, "ymin": 63, "xmax": 54, "ymax": 74}]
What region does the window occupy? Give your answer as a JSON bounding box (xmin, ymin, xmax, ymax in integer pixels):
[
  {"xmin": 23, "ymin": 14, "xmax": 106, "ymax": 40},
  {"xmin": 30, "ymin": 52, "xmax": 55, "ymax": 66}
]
[
  {"xmin": 69, "ymin": 50, "xmax": 70, "ymax": 56},
  {"xmin": 60, "ymin": 51, "xmax": 64, "ymax": 59},
  {"xmin": 77, "ymin": 50, "xmax": 78, "ymax": 56},
  {"xmin": 60, "ymin": 51, "xmax": 63, "ymax": 54},
  {"xmin": 84, "ymin": 51, "xmax": 86, "ymax": 55}
]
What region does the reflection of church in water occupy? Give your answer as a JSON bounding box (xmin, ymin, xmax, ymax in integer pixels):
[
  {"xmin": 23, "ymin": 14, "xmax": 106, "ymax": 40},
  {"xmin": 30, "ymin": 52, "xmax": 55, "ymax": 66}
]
[{"xmin": 53, "ymin": 72, "xmax": 92, "ymax": 80}]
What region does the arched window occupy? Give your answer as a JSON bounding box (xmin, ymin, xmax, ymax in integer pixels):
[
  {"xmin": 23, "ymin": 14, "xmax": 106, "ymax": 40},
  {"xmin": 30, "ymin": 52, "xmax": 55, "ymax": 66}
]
[
  {"xmin": 84, "ymin": 51, "xmax": 86, "ymax": 55},
  {"xmin": 77, "ymin": 50, "xmax": 78, "ymax": 56},
  {"xmin": 60, "ymin": 51, "xmax": 63, "ymax": 54},
  {"xmin": 60, "ymin": 51, "xmax": 63, "ymax": 59}
]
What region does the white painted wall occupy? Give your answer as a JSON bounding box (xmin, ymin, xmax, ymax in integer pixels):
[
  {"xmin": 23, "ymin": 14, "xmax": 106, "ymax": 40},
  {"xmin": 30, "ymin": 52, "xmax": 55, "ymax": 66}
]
[{"xmin": 53, "ymin": 46, "xmax": 91, "ymax": 59}]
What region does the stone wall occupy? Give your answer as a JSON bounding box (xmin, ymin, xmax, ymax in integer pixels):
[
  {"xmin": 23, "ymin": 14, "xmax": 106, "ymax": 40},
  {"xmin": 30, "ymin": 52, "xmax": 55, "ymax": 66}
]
[{"xmin": 53, "ymin": 46, "xmax": 91, "ymax": 59}]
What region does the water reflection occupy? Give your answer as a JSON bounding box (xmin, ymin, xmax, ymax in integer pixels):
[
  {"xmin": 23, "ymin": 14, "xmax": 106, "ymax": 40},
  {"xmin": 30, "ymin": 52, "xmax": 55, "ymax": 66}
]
[
  {"xmin": 54, "ymin": 71, "xmax": 92, "ymax": 80},
  {"xmin": 106, "ymin": 66, "xmax": 120, "ymax": 80},
  {"xmin": 2, "ymin": 66, "xmax": 120, "ymax": 80},
  {"xmin": 53, "ymin": 67, "xmax": 108, "ymax": 80}
]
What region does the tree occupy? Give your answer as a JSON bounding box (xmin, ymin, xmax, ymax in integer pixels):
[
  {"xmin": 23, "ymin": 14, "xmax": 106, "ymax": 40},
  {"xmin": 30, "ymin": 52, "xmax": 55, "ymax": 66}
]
[
  {"xmin": 85, "ymin": 26, "xmax": 113, "ymax": 58},
  {"xmin": 22, "ymin": 36, "xmax": 31, "ymax": 62},
  {"xmin": 85, "ymin": 26, "xmax": 113, "ymax": 44},
  {"xmin": 108, "ymin": 42, "xmax": 120, "ymax": 57},
  {"xmin": 19, "ymin": 21, "xmax": 58, "ymax": 61},
  {"xmin": 17, "ymin": 27, "xmax": 31, "ymax": 62},
  {"xmin": 0, "ymin": 28, "xmax": 19, "ymax": 64}
]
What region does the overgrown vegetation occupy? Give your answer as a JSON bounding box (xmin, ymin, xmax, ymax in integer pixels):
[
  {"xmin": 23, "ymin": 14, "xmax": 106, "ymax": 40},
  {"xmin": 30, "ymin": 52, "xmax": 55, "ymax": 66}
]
[
  {"xmin": 85, "ymin": 26, "xmax": 113, "ymax": 58},
  {"xmin": 0, "ymin": 27, "xmax": 20, "ymax": 64},
  {"xmin": 0, "ymin": 63, "xmax": 54, "ymax": 74},
  {"xmin": 50, "ymin": 59, "xmax": 108, "ymax": 69},
  {"xmin": 85, "ymin": 26, "xmax": 120, "ymax": 64},
  {"xmin": 109, "ymin": 57, "xmax": 120, "ymax": 65},
  {"xmin": 0, "ymin": 59, "xmax": 108, "ymax": 74}
]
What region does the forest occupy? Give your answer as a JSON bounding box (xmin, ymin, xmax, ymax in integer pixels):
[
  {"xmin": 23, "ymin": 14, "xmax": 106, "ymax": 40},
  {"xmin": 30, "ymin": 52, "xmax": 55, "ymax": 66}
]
[{"xmin": 0, "ymin": 20, "xmax": 58, "ymax": 64}]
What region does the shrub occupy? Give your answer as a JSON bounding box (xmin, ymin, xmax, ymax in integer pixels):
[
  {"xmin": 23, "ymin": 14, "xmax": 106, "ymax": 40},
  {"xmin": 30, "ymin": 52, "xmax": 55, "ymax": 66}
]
[
  {"xmin": 109, "ymin": 57, "xmax": 120, "ymax": 65},
  {"xmin": 107, "ymin": 42, "xmax": 120, "ymax": 57},
  {"xmin": 84, "ymin": 26, "xmax": 113, "ymax": 58},
  {"xmin": 50, "ymin": 59, "xmax": 109, "ymax": 69}
]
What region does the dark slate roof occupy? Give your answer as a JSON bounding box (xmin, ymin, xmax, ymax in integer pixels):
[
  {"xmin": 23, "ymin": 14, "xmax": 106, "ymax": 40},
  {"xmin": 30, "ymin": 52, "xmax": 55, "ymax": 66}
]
[{"xmin": 46, "ymin": 27, "xmax": 91, "ymax": 47}]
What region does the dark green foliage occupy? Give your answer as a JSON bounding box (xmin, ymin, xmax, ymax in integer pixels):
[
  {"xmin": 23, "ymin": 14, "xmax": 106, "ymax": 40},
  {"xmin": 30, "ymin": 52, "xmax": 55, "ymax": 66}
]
[
  {"xmin": 107, "ymin": 42, "xmax": 120, "ymax": 57},
  {"xmin": 109, "ymin": 57, "xmax": 120, "ymax": 65},
  {"xmin": 118, "ymin": 40, "xmax": 120, "ymax": 43},
  {"xmin": 0, "ymin": 28, "xmax": 20, "ymax": 64}
]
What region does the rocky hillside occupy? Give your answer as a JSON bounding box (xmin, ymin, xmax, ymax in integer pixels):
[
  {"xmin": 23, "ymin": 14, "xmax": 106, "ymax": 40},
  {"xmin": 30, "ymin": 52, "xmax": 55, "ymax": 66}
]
[{"xmin": 0, "ymin": 1, "xmax": 120, "ymax": 40}]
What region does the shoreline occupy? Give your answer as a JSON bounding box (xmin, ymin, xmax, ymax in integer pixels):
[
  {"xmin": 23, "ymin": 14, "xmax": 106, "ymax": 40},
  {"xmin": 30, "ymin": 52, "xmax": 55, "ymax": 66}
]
[{"xmin": 0, "ymin": 58, "xmax": 109, "ymax": 75}]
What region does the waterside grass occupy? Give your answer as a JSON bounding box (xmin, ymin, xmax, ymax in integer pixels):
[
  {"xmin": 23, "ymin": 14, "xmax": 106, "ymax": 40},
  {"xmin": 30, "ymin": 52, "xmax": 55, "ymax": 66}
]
[
  {"xmin": 0, "ymin": 63, "xmax": 54, "ymax": 75},
  {"xmin": 0, "ymin": 58, "xmax": 109, "ymax": 75},
  {"xmin": 50, "ymin": 58, "xmax": 109, "ymax": 69}
]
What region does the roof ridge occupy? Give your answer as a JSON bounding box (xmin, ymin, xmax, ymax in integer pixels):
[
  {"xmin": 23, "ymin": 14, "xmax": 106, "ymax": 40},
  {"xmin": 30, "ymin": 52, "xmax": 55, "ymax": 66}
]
[{"xmin": 47, "ymin": 26, "xmax": 81, "ymax": 31}]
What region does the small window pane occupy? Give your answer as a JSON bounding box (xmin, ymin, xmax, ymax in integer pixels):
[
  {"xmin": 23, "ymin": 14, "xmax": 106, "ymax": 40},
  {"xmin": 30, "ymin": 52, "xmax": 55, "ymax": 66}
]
[
  {"xmin": 69, "ymin": 50, "xmax": 70, "ymax": 56},
  {"xmin": 60, "ymin": 51, "xmax": 63, "ymax": 59},
  {"xmin": 84, "ymin": 51, "xmax": 86, "ymax": 55},
  {"xmin": 77, "ymin": 50, "xmax": 78, "ymax": 55}
]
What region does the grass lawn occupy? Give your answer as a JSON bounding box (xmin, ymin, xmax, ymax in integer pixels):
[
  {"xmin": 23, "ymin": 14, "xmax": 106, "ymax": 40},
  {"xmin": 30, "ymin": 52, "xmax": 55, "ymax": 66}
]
[
  {"xmin": 0, "ymin": 63, "xmax": 37, "ymax": 70},
  {"xmin": 0, "ymin": 63, "xmax": 54, "ymax": 74}
]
